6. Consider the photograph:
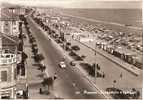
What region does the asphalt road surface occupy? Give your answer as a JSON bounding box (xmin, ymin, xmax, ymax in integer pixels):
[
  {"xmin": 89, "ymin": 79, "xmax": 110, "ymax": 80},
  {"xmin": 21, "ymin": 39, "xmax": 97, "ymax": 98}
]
[{"xmin": 27, "ymin": 16, "xmax": 106, "ymax": 99}]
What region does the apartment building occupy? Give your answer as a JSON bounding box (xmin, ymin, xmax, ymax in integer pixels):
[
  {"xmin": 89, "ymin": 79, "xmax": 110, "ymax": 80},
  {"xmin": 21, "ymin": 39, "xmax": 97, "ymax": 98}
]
[
  {"xmin": 0, "ymin": 33, "xmax": 19, "ymax": 99},
  {"xmin": 0, "ymin": 6, "xmax": 24, "ymax": 99},
  {"xmin": 0, "ymin": 7, "xmax": 20, "ymax": 36}
]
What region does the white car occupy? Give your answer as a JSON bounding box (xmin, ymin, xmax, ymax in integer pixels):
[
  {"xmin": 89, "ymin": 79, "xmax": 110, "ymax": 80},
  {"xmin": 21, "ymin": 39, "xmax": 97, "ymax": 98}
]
[{"xmin": 59, "ymin": 61, "xmax": 66, "ymax": 68}]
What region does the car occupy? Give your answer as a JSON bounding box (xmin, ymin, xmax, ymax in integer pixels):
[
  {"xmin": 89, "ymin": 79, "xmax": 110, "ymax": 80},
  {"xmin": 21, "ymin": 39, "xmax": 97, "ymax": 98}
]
[
  {"xmin": 59, "ymin": 61, "xmax": 66, "ymax": 68},
  {"xmin": 71, "ymin": 45, "xmax": 80, "ymax": 51},
  {"xmin": 70, "ymin": 61, "xmax": 76, "ymax": 66}
]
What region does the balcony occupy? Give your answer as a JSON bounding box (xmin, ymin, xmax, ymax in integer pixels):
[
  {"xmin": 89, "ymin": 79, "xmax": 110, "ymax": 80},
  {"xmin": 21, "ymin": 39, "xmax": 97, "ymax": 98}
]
[
  {"xmin": 0, "ymin": 81, "xmax": 16, "ymax": 90},
  {"xmin": 0, "ymin": 53, "xmax": 17, "ymax": 65}
]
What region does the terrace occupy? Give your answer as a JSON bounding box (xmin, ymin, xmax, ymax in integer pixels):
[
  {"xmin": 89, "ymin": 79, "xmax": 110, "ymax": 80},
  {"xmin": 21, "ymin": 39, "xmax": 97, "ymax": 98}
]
[{"xmin": 0, "ymin": 53, "xmax": 17, "ymax": 65}]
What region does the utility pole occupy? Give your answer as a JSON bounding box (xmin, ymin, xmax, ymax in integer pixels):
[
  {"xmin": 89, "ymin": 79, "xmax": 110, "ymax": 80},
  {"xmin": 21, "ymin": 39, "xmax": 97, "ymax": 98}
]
[
  {"xmin": 94, "ymin": 42, "xmax": 97, "ymax": 83},
  {"xmin": 93, "ymin": 63, "xmax": 97, "ymax": 79}
]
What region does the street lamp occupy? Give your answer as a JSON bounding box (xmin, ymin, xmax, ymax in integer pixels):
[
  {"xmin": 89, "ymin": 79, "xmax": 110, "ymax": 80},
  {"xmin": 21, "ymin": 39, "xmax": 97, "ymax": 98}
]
[{"xmin": 94, "ymin": 42, "xmax": 97, "ymax": 80}]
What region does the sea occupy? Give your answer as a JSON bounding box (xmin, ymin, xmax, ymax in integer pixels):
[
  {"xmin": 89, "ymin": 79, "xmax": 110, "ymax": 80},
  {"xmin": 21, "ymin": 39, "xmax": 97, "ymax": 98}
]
[{"xmin": 58, "ymin": 8, "xmax": 142, "ymax": 34}]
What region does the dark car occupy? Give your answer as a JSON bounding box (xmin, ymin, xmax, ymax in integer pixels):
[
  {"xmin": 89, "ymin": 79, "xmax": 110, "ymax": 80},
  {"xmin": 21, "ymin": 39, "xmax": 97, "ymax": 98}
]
[
  {"xmin": 71, "ymin": 45, "xmax": 80, "ymax": 51},
  {"xmin": 55, "ymin": 39, "xmax": 62, "ymax": 43},
  {"xmin": 70, "ymin": 61, "xmax": 76, "ymax": 66}
]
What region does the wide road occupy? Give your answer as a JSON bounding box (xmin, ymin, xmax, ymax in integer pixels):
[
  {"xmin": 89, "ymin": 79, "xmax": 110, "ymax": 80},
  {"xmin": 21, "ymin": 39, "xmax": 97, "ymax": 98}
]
[{"xmin": 26, "ymin": 16, "xmax": 106, "ymax": 99}]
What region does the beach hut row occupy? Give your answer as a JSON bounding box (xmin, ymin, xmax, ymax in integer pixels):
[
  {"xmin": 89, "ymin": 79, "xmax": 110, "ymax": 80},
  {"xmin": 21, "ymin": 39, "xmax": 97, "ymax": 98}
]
[{"xmin": 96, "ymin": 42, "xmax": 142, "ymax": 69}]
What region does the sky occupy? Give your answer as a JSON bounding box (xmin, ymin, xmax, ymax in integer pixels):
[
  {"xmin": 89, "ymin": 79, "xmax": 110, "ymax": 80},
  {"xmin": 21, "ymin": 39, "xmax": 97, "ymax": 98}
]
[{"xmin": 0, "ymin": 0, "xmax": 142, "ymax": 9}]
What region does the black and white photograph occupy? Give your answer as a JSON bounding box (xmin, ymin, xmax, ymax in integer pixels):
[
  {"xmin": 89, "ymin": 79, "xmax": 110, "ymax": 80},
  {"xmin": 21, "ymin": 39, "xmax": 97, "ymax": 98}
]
[{"xmin": 0, "ymin": 0, "xmax": 142, "ymax": 99}]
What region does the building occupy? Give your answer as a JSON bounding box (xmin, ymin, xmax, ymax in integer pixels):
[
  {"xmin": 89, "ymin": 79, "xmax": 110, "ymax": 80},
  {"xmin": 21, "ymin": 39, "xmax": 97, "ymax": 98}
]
[
  {"xmin": 0, "ymin": 33, "xmax": 19, "ymax": 99},
  {"xmin": 0, "ymin": 7, "xmax": 21, "ymax": 36},
  {"xmin": 0, "ymin": 6, "xmax": 25, "ymax": 99}
]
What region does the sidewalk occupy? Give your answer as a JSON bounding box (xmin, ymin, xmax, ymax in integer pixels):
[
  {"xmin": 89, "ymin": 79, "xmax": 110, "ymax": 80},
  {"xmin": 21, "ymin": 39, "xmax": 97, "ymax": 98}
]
[
  {"xmin": 23, "ymin": 26, "xmax": 55, "ymax": 99},
  {"xmin": 76, "ymin": 38, "xmax": 141, "ymax": 76},
  {"xmin": 65, "ymin": 28, "xmax": 141, "ymax": 76}
]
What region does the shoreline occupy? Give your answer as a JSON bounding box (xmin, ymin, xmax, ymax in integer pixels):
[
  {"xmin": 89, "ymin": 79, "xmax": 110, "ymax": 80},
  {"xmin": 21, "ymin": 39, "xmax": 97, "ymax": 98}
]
[{"xmin": 61, "ymin": 13, "xmax": 142, "ymax": 34}]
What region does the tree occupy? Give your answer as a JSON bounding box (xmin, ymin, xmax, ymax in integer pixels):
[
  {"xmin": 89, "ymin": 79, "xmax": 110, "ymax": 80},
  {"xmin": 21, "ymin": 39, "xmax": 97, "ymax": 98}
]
[
  {"xmin": 66, "ymin": 42, "xmax": 71, "ymax": 46},
  {"xmin": 96, "ymin": 64, "xmax": 100, "ymax": 70},
  {"xmin": 22, "ymin": 52, "xmax": 28, "ymax": 62},
  {"xmin": 131, "ymin": 88, "xmax": 140, "ymax": 99},
  {"xmin": 20, "ymin": 62, "xmax": 25, "ymax": 76},
  {"xmin": 39, "ymin": 64, "xmax": 46, "ymax": 72},
  {"xmin": 41, "ymin": 77, "xmax": 54, "ymax": 93},
  {"xmin": 34, "ymin": 54, "xmax": 44, "ymax": 63},
  {"xmin": 18, "ymin": 40, "xmax": 24, "ymax": 52},
  {"xmin": 32, "ymin": 48, "xmax": 38, "ymax": 55}
]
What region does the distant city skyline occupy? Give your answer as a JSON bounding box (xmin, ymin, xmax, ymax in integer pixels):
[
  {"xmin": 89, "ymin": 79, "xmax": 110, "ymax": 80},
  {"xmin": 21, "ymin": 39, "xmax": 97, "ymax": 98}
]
[{"xmin": 0, "ymin": 0, "xmax": 142, "ymax": 9}]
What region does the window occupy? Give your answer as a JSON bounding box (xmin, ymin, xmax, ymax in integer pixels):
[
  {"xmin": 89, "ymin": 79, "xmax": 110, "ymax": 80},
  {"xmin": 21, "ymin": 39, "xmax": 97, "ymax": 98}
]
[
  {"xmin": 4, "ymin": 49, "xmax": 9, "ymax": 53},
  {"xmin": 1, "ymin": 71, "xmax": 7, "ymax": 82},
  {"xmin": 4, "ymin": 28, "xmax": 9, "ymax": 33},
  {"xmin": 14, "ymin": 68, "xmax": 17, "ymax": 80},
  {"xmin": 6, "ymin": 55, "xmax": 10, "ymax": 58},
  {"xmin": 12, "ymin": 21, "xmax": 16, "ymax": 25},
  {"xmin": 1, "ymin": 95, "xmax": 10, "ymax": 99},
  {"xmin": 5, "ymin": 22, "xmax": 8, "ymax": 26},
  {"xmin": 13, "ymin": 27, "xmax": 16, "ymax": 29}
]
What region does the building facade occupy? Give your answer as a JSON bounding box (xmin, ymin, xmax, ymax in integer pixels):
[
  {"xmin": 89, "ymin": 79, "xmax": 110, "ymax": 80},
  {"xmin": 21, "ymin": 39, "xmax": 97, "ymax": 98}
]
[
  {"xmin": 0, "ymin": 6, "xmax": 25, "ymax": 99},
  {"xmin": 0, "ymin": 34, "xmax": 18, "ymax": 99},
  {"xmin": 0, "ymin": 7, "xmax": 21, "ymax": 36}
]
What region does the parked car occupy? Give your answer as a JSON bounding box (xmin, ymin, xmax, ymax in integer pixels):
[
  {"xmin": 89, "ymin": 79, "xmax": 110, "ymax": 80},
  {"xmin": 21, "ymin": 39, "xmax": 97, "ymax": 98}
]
[
  {"xmin": 71, "ymin": 45, "xmax": 80, "ymax": 51},
  {"xmin": 70, "ymin": 61, "xmax": 76, "ymax": 66},
  {"xmin": 59, "ymin": 61, "xmax": 66, "ymax": 68},
  {"xmin": 55, "ymin": 39, "xmax": 62, "ymax": 43}
]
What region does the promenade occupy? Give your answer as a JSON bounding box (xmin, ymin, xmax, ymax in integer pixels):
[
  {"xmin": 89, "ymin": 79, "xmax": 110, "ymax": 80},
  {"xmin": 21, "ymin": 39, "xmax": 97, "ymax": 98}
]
[{"xmin": 22, "ymin": 24, "xmax": 55, "ymax": 99}]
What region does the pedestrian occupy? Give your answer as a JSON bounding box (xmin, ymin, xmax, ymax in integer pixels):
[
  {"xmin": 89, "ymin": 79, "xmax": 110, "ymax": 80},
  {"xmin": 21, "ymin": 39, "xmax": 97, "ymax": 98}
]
[
  {"xmin": 102, "ymin": 72, "xmax": 105, "ymax": 78},
  {"xmin": 72, "ymin": 82, "xmax": 76, "ymax": 87},
  {"xmin": 63, "ymin": 55, "xmax": 66, "ymax": 60},
  {"xmin": 41, "ymin": 65, "xmax": 46, "ymax": 72},
  {"xmin": 72, "ymin": 35, "xmax": 74, "ymax": 39},
  {"xmin": 43, "ymin": 65, "xmax": 46, "ymax": 70},
  {"xmin": 120, "ymin": 72, "xmax": 123, "ymax": 78},
  {"xmin": 54, "ymin": 73, "xmax": 57, "ymax": 80},
  {"xmin": 39, "ymin": 88, "xmax": 43, "ymax": 94}
]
